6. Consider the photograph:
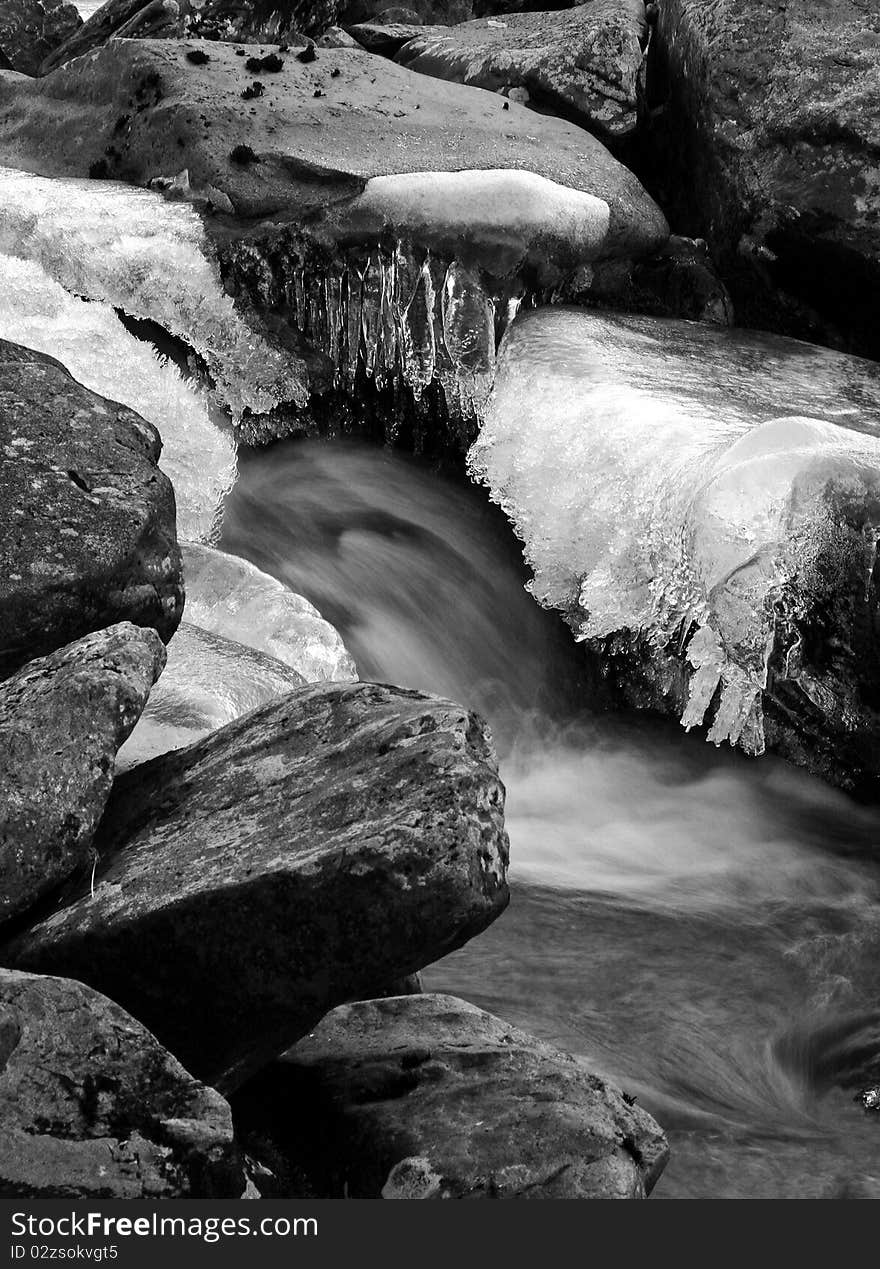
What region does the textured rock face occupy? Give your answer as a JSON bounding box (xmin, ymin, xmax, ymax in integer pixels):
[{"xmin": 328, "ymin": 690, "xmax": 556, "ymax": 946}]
[
  {"xmin": 115, "ymin": 620, "xmax": 306, "ymax": 771},
  {"xmin": 0, "ymin": 969, "xmax": 242, "ymax": 1198},
  {"xmin": 651, "ymin": 0, "xmax": 880, "ymax": 358},
  {"xmin": 42, "ymin": 0, "xmax": 342, "ymax": 73},
  {"xmin": 0, "ymin": 0, "xmax": 80, "ymax": 75},
  {"xmin": 235, "ymin": 994, "xmax": 669, "ymax": 1198},
  {"xmin": 0, "ymin": 623, "xmax": 165, "ymax": 926},
  {"xmin": 387, "ymin": 1, "xmax": 648, "ymax": 141},
  {"xmin": 4, "ymin": 683, "xmax": 509, "ymax": 1091},
  {"xmin": 0, "ymin": 340, "xmax": 183, "ymax": 679}
]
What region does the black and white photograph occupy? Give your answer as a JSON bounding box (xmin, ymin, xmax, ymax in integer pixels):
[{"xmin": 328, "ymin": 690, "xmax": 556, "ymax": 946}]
[{"xmin": 0, "ymin": 0, "xmax": 878, "ymax": 1235}]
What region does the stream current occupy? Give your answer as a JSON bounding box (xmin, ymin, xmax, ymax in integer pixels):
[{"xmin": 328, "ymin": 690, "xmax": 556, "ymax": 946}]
[{"xmin": 220, "ymin": 436, "xmax": 880, "ymax": 1199}]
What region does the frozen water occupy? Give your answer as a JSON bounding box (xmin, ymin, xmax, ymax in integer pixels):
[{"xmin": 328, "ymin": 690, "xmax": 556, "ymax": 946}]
[
  {"xmin": 0, "ymin": 165, "xmax": 307, "ymax": 416},
  {"xmin": 468, "ymin": 308, "xmax": 880, "ymax": 754},
  {"xmin": 182, "ymin": 542, "xmax": 357, "ymax": 684},
  {"xmin": 116, "ymin": 622, "xmax": 307, "ymax": 772},
  {"xmin": 346, "ymin": 170, "xmax": 611, "ymax": 269},
  {"xmin": 0, "ymin": 254, "xmax": 236, "ymax": 542}
]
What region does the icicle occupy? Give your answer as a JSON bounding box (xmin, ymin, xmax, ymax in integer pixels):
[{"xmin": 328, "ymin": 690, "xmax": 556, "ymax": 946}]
[
  {"xmin": 361, "ymin": 253, "xmax": 382, "ymax": 380},
  {"xmin": 441, "ymin": 261, "xmax": 496, "ymax": 416},
  {"xmin": 345, "ymin": 265, "xmax": 363, "ymax": 388},
  {"xmin": 400, "ymin": 257, "xmax": 436, "ymax": 402},
  {"xmin": 293, "ymin": 266, "xmax": 306, "ymax": 332},
  {"xmin": 380, "ymin": 251, "xmax": 398, "ymax": 379}
]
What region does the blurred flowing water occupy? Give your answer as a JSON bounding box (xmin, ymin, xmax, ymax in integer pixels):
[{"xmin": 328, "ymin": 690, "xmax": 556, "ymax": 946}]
[{"xmin": 220, "ymin": 436, "xmax": 880, "ymax": 1198}]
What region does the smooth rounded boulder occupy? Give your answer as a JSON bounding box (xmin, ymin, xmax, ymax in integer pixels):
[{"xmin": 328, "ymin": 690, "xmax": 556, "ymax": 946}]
[
  {"xmin": 0, "ymin": 623, "xmax": 165, "ymax": 926},
  {"xmin": 234, "ymin": 993, "xmax": 669, "ymax": 1198},
  {"xmin": 0, "ymin": 968, "xmax": 242, "ymax": 1198},
  {"xmin": 3, "ymin": 682, "xmax": 510, "ymax": 1091},
  {"xmin": 0, "ymin": 340, "xmax": 183, "ymax": 678}
]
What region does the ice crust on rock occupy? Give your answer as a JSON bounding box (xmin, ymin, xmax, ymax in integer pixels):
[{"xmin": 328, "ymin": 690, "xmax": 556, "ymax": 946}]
[
  {"xmin": 182, "ymin": 543, "xmax": 357, "ymax": 684},
  {"xmin": 344, "ymin": 171, "xmax": 611, "ymax": 270},
  {"xmin": 0, "ymin": 165, "xmax": 307, "ymax": 416},
  {"xmin": 116, "ymin": 621, "xmax": 308, "ymax": 773},
  {"xmin": 468, "ymin": 308, "xmax": 880, "ymax": 754},
  {"xmin": 0, "ymin": 254, "xmax": 236, "ymax": 542}
]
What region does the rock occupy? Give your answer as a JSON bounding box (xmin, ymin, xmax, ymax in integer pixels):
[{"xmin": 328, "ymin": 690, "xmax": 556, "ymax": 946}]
[
  {"xmin": 0, "ymin": 37, "xmax": 667, "ymax": 418},
  {"xmin": 590, "ymin": 233, "xmax": 734, "ymax": 325},
  {"xmin": 650, "ymin": 0, "xmax": 880, "ymax": 359},
  {"xmin": 346, "ymin": 19, "xmax": 427, "ymax": 55},
  {"xmin": 181, "ymin": 542, "xmax": 357, "ymax": 683},
  {"xmin": 0, "ymin": 623, "xmax": 165, "ymax": 926},
  {"xmin": 387, "ymin": 2, "xmax": 648, "ymax": 141},
  {"xmin": 0, "ymin": 0, "xmax": 79, "ymax": 75},
  {"xmin": 0, "ymin": 38, "xmax": 667, "ymax": 257},
  {"xmin": 3, "ymin": 682, "xmax": 509, "ymax": 1091},
  {"xmin": 233, "ymin": 994, "xmax": 669, "ymax": 1198},
  {"xmin": 115, "ymin": 620, "xmax": 306, "ymax": 771},
  {"xmin": 40, "ymin": 0, "xmax": 341, "ymax": 73},
  {"xmin": 317, "ymin": 23, "xmax": 362, "ymax": 47},
  {"xmin": 0, "ymin": 340, "xmax": 183, "ymax": 679},
  {"xmin": 468, "ymin": 306, "xmax": 880, "ymax": 793},
  {"xmin": 0, "ymin": 968, "xmax": 242, "ymax": 1197}
]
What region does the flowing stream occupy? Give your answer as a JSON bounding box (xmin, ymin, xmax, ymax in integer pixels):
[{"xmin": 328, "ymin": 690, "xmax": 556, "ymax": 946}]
[{"xmin": 220, "ymin": 436, "xmax": 880, "ymax": 1200}]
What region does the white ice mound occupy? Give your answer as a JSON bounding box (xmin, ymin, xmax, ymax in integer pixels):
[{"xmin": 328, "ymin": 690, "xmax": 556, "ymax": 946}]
[
  {"xmin": 116, "ymin": 622, "xmax": 307, "ymax": 772},
  {"xmin": 346, "ymin": 170, "xmax": 611, "ymax": 265},
  {"xmin": 468, "ymin": 308, "xmax": 880, "ymax": 755},
  {"xmin": 0, "ymin": 165, "xmax": 307, "ymax": 415},
  {"xmin": 0, "ymin": 254, "xmax": 236, "ymax": 542},
  {"xmin": 182, "ymin": 542, "xmax": 358, "ymax": 684}
]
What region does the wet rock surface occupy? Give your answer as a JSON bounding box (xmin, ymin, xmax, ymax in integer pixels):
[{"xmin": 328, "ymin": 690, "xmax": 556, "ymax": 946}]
[
  {"xmin": 0, "ymin": 340, "xmax": 183, "ymax": 679},
  {"xmin": 647, "ymin": 0, "xmax": 880, "ymax": 359},
  {"xmin": 0, "ymin": 0, "xmax": 79, "ymax": 75},
  {"xmin": 3, "ymin": 682, "xmax": 509, "ymax": 1091},
  {"xmin": 0, "ymin": 623, "xmax": 165, "ymax": 926},
  {"xmin": 234, "ymin": 993, "xmax": 669, "ymax": 1198},
  {"xmin": 0, "ymin": 968, "xmax": 242, "ymax": 1198},
  {"xmin": 383, "ymin": 1, "xmax": 648, "ymax": 141}
]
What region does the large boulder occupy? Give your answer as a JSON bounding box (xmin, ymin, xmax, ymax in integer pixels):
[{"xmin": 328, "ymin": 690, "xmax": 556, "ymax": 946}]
[
  {"xmin": 649, "ymin": 0, "xmax": 880, "ymax": 359},
  {"xmin": 234, "ymin": 994, "xmax": 669, "ymax": 1198},
  {"xmin": 182, "ymin": 542, "xmax": 357, "ymax": 682},
  {"xmin": 0, "ymin": 623, "xmax": 165, "ymax": 926},
  {"xmin": 468, "ymin": 306, "xmax": 880, "ymax": 794},
  {"xmin": 0, "ymin": 0, "xmax": 79, "ymax": 75},
  {"xmin": 0, "ymin": 968, "xmax": 242, "ymax": 1197},
  {"xmin": 0, "ymin": 39, "xmax": 667, "ymax": 418},
  {"xmin": 3, "ymin": 682, "xmax": 509, "ymax": 1090},
  {"xmin": 0, "ymin": 340, "xmax": 183, "ymax": 679},
  {"xmin": 374, "ymin": 1, "xmax": 648, "ymax": 142},
  {"xmin": 115, "ymin": 620, "xmax": 306, "ymax": 770},
  {"xmin": 0, "ymin": 37, "xmax": 667, "ymax": 253}
]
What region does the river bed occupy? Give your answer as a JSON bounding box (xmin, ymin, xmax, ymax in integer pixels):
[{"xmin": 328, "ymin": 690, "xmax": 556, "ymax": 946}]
[{"xmin": 219, "ymin": 435, "xmax": 880, "ymax": 1199}]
